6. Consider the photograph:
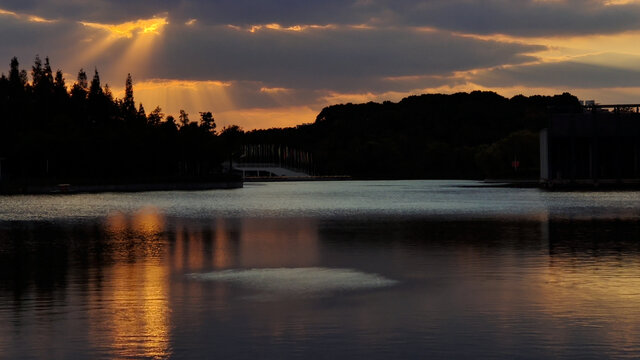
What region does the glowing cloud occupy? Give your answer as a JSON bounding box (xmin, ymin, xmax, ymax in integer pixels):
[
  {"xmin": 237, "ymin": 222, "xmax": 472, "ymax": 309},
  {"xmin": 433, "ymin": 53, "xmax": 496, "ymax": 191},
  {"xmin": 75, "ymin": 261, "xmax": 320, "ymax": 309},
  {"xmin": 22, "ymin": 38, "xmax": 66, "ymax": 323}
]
[
  {"xmin": 260, "ymin": 87, "xmax": 292, "ymax": 94},
  {"xmin": 245, "ymin": 23, "xmax": 335, "ymax": 33},
  {"xmin": 28, "ymin": 15, "xmax": 54, "ymax": 23},
  {"xmin": 604, "ymin": 0, "xmax": 640, "ymax": 4},
  {"xmin": 80, "ymin": 17, "xmax": 168, "ymax": 39},
  {"xmin": 0, "ymin": 7, "xmax": 55, "ymax": 23},
  {"xmin": 0, "ymin": 8, "xmax": 17, "ymax": 16}
]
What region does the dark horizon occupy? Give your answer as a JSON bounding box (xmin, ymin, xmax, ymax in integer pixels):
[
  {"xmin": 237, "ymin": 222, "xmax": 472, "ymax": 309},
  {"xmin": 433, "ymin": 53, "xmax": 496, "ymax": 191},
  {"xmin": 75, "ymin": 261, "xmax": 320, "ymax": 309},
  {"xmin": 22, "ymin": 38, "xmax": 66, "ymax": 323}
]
[{"xmin": 0, "ymin": 55, "xmax": 596, "ymax": 193}]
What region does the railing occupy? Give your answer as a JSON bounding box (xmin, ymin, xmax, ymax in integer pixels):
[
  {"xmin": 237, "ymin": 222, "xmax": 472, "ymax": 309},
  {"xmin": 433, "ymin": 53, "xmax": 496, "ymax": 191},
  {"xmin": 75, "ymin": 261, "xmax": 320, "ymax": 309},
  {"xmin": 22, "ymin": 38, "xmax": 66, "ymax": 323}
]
[{"xmin": 584, "ymin": 104, "xmax": 640, "ymax": 113}]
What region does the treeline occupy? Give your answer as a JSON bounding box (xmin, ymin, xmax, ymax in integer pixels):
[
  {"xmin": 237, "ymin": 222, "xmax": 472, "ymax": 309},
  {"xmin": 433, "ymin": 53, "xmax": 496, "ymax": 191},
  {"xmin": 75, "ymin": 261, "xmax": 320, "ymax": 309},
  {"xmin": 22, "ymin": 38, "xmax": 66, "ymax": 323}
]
[
  {"xmin": 0, "ymin": 56, "xmax": 242, "ymax": 189},
  {"xmin": 245, "ymin": 91, "xmax": 583, "ymax": 179},
  {"xmin": 0, "ymin": 55, "xmax": 584, "ymax": 184}
]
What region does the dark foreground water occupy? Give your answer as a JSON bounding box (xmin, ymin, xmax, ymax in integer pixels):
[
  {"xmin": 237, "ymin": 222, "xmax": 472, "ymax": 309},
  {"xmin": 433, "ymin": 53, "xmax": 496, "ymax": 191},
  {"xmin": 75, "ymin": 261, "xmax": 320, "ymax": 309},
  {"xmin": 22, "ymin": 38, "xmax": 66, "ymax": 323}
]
[{"xmin": 1, "ymin": 181, "xmax": 640, "ymax": 359}]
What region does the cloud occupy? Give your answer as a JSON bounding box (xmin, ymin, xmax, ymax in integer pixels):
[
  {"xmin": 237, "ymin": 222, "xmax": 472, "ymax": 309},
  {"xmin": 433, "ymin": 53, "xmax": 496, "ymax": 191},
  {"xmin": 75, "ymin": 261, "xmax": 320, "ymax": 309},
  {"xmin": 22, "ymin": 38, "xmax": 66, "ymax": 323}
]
[
  {"xmin": 143, "ymin": 24, "xmax": 541, "ymax": 92},
  {"xmin": 80, "ymin": 17, "xmax": 168, "ymax": 39},
  {"xmin": 0, "ymin": 7, "xmax": 546, "ymax": 130},
  {"xmin": 0, "ymin": 9, "xmax": 540, "ymax": 89},
  {"xmin": 397, "ymin": 0, "xmax": 640, "ymax": 37},
  {"xmin": 0, "ymin": 12, "xmax": 85, "ymax": 70},
  {"xmin": 473, "ymin": 53, "xmax": 640, "ymax": 88},
  {"xmin": 6, "ymin": 0, "xmax": 640, "ymax": 37},
  {"xmin": 3, "ymin": 1, "xmax": 640, "ymax": 129}
]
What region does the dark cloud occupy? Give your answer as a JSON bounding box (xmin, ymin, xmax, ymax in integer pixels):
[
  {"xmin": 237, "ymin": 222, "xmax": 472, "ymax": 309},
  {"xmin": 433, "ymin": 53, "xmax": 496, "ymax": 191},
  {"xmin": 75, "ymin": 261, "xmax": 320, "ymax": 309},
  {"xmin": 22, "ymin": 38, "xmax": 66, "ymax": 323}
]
[
  {"xmin": 4, "ymin": 0, "xmax": 640, "ymax": 36},
  {"xmin": 0, "ymin": 11, "xmax": 540, "ymax": 109},
  {"xmin": 473, "ymin": 57, "xmax": 640, "ymax": 88},
  {"xmin": 398, "ymin": 0, "xmax": 640, "ymax": 36},
  {"xmin": 0, "ymin": 0, "xmax": 357, "ymax": 24},
  {"xmin": 2, "ymin": 1, "xmax": 639, "ymax": 115},
  {"xmin": 0, "ymin": 16, "xmax": 86, "ymax": 73},
  {"xmin": 0, "ymin": 0, "xmax": 174, "ymax": 22},
  {"xmin": 143, "ymin": 24, "xmax": 540, "ymax": 92}
]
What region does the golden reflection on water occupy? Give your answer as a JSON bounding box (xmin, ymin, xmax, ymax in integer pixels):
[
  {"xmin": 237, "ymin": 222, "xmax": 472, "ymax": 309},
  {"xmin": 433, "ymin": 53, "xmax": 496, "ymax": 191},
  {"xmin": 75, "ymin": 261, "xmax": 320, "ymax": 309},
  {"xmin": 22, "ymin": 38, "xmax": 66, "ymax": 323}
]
[
  {"xmin": 105, "ymin": 207, "xmax": 166, "ymax": 235},
  {"xmin": 89, "ymin": 213, "xmax": 320, "ymax": 358},
  {"xmin": 91, "ymin": 209, "xmax": 170, "ymax": 359},
  {"xmin": 99, "ymin": 263, "xmax": 170, "ymax": 359},
  {"xmin": 530, "ymin": 255, "xmax": 640, "ymax": 353}
]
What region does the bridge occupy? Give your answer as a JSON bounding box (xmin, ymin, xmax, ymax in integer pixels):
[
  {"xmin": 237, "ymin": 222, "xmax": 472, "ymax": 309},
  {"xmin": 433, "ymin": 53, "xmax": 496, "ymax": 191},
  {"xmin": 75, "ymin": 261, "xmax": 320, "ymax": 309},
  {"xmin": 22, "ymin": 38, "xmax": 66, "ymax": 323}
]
[
  {"xmin": 230, "ymin": 162, "xmax": 311, "ymax": 178},
  {"xmin": 231, "ymin": 144, "xmax": 315, "ymax": 179}
]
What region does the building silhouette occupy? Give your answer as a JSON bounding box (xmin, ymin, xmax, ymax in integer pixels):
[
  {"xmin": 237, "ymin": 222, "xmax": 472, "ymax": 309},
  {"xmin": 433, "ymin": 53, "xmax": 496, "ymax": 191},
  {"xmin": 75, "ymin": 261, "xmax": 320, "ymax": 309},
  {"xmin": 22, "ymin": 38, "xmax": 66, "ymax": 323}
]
[{"xmin": 540, "ymin": 104, "xmax": 640, "ymax": 187}]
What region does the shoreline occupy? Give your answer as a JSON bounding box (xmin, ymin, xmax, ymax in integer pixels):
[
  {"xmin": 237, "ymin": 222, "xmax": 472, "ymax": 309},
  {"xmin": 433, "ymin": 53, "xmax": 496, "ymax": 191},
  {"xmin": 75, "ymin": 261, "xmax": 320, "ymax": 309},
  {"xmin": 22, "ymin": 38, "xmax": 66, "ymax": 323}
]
[
  {"xmin": 1, "ymin": 180, "xmax": 243, "ymax": 195},
  {"xmin": 5, "ymin": 177, "xmax": 640, "ymax": 194},
  {"xmin": 243, "ymin": 175, "xmax": 352, "ymax": 182},
  {"xmin": 484, "ymin": 178, "xmax": 640, "ymax": 190}
]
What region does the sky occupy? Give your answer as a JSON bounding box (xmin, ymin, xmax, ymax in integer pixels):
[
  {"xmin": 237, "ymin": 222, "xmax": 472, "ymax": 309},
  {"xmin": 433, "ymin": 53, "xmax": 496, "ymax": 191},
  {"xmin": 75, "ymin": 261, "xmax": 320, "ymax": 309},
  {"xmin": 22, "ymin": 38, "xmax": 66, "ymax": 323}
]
[{"xmin": 2, "ymin": 0, "xmax": 640, "ymax": 129}]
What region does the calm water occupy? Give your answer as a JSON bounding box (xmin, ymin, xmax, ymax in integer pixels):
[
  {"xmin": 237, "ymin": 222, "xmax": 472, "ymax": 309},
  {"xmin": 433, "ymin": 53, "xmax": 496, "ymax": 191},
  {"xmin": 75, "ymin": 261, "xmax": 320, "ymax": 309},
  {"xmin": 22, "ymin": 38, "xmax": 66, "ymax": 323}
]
[{"xmin": 1, "ymin": 180, "xmax": 640, "ymax": 359}]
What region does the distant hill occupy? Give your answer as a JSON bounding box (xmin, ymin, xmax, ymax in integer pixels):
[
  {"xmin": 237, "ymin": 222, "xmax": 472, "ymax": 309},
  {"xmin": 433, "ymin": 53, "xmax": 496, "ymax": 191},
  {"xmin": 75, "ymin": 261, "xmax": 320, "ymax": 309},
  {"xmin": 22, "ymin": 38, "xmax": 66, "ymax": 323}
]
[{"xmin": 246, "ymin": 91, "xmax": 583, "ymax": 179}]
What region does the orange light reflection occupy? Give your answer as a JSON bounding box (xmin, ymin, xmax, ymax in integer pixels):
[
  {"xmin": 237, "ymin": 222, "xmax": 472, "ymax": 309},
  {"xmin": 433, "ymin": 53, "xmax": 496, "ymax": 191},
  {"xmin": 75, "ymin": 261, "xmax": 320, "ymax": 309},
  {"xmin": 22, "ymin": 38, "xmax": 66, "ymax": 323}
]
[{"xmin": 91, "ymin": 209, "xmax": 170, "ymax": 359}]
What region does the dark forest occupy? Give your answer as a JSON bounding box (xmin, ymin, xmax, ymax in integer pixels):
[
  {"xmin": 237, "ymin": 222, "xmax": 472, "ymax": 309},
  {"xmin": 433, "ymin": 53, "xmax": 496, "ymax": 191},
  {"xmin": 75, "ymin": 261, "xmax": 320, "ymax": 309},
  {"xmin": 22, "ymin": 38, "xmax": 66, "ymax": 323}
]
[
  {"xmin": 0, "ymin": 56, "xmax": 583, "ymax": 191},
  {"xmin": 246, "ymin": 91, "xmax": 582, "ymax": 179},
  {"xmin": 0, "ymin": 56, "xmax": 243, "ymax": 192}
]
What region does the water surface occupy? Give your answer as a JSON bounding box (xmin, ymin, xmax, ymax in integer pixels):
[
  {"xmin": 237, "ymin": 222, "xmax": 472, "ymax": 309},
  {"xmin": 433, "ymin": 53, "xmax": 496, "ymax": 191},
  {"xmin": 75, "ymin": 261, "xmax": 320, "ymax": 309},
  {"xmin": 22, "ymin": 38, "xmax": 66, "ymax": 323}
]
[{"xmin": 1, "ymin": 181, "xmax": 640, "ymax": 359}]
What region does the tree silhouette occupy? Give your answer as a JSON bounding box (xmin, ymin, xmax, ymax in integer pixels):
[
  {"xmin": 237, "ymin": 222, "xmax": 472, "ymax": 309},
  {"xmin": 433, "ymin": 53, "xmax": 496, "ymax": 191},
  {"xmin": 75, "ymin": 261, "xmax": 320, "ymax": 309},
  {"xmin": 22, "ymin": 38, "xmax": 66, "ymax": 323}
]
[
  {"xmin": 0, "ymin": 56, "xmax": 234, "ymax": 192},
  {"xmin": 122, "ymin": 73, "xmax": 137, "ymax": 125},
  {"xmin": 53, "ymin": 70, "xmax": 67, "ymax": 99},
  {"xmin": 179, "ymin": 109, "xmax": 190, "ymax": 128},
  {"xmin": 220, "ymin": 125, "xmax": 244, "ymax": 172},
  {"xmin": 70, "ymin": 69, "xmax": 88, "ymax": 100},
  {"xmin": 89, "ymin": 69, "xmax": 103, "ymax": 98},
  {"xmin": 8, "ymin": 57, "xmax": 27, "ymax": 93},
  {"xmin": 199, "ymin": 111, "xmax": 216, "ymax": 133},
  {"xmin": 137, "ymin": 103, "xmax": 147, "ymax": 124},
  {"xmin": 147, "ymin": 106, "xmax": 164, "ymax": 126}
]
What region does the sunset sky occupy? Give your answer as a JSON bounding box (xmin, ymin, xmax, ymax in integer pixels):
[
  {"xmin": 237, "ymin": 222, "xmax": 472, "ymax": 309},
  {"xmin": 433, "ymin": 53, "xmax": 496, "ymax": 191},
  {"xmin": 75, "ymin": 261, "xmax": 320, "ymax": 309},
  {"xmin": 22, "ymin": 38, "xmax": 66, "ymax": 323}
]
[{"xmin": 2, "ymin": 0, "xmax": 640, "ymax": 129}]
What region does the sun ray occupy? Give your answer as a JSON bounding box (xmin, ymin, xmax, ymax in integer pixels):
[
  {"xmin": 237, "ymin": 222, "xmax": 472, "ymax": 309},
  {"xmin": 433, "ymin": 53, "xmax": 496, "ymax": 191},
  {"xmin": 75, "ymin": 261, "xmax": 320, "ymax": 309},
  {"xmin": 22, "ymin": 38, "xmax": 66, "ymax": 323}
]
[{"xmin": 76, "ymin": 16, "xmax": 169, "ymax": 84}]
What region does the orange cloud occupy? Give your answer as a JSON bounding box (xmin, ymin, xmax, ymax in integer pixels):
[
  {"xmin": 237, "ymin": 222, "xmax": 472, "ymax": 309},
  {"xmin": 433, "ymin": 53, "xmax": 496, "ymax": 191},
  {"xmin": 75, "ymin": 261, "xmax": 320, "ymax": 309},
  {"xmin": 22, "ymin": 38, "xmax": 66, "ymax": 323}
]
[
  {"xmin": 0, "ymin": 9, "xmax": 16, "ymax": 16},
  {"xmin": 80, "ymin": 17, "xmax": 168, "ymax": 39},
  {"xmin": 0, "ymin": 7, "xmax": 55, "ymax": 23},
  {"xmin": 260, "ymin": 87, "xmax": 293, "ymax": 94},
  {"xmin": 238, "ymin": 23, "xmax": 336, "ymax": 33}
]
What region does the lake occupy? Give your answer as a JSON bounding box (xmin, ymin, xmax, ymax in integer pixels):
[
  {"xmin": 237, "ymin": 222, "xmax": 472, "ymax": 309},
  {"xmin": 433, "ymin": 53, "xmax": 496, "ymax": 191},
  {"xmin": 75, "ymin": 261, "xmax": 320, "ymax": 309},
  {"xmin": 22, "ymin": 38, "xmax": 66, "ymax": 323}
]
[{"xmin": 1, "ymin": 180, "xmax": 640, "ymax": 359}]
